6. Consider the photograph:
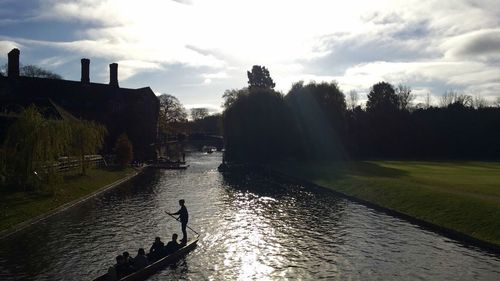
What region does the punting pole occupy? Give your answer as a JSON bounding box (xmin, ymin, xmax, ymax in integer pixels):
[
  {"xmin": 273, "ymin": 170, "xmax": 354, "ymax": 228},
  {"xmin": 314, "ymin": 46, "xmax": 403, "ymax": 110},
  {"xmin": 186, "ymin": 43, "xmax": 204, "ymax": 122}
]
[{"xmin": 165, "ymin": 211, "xmax": 200, "ymax": 237}]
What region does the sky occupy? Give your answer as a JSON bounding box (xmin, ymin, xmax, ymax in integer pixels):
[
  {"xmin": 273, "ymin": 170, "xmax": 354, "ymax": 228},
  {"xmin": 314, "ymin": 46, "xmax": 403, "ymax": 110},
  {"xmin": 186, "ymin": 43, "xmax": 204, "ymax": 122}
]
[{"xmin": 1, "ymin": 0, "xmax": 500, "ymax": 112}]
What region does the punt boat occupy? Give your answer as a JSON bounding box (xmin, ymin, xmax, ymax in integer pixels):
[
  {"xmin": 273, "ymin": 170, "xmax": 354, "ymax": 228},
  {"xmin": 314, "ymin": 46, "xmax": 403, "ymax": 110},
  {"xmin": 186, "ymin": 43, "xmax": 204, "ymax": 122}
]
[{"xmin": 92, "ymin": 239, "xmax": 198, "ymax": 281}]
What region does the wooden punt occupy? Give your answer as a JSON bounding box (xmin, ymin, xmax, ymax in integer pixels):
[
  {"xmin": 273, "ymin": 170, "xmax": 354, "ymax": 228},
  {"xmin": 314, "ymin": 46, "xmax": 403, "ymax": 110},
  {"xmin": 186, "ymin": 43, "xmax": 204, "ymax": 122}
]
[{"xmin": 92, "ymin": 239, "xmax": 198, "ymax": 281}]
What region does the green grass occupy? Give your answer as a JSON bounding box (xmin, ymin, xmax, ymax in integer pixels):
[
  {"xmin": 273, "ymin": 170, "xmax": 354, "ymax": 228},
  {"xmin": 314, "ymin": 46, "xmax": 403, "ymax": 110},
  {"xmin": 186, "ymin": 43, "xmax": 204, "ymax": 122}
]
[
  {"xmin": 0, "ymin": 167, "xmax": 134, "ymax": 232},
  {"xmin": 272, "ymin": 161, "xmax": 500, "ymax": 246}
]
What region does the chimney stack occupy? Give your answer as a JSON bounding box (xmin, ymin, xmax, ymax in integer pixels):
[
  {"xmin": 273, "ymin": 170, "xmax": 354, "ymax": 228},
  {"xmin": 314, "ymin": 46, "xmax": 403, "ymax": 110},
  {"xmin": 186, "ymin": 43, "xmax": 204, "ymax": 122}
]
[
  {"xmin": 109, "ymin": 63, "xmax": 119, "ymax": 87},
  {"xmin": 81, "ymin": 58, "xmax": 90, "ymax": 83},
  {"xmin": 8, "ymin": 48, "xmax": 20, "ymax": 78}
]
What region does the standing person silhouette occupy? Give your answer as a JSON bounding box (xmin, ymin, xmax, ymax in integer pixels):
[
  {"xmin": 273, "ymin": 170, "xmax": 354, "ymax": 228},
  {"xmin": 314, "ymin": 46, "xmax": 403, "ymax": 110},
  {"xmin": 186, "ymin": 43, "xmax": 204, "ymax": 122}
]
[{"xmin": 168, "ymin": 199, "xmax": 189, "ymax": 244}]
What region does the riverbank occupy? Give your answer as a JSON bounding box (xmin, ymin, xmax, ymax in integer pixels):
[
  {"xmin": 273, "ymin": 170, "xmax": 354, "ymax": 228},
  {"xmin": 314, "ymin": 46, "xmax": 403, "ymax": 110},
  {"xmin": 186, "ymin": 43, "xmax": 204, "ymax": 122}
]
[
  {"xmin": 0, "ymin": 167, "xmax": 138, "ymax": 236},
  {"xmin": 271, "ymin": 161, "xmax": 500, "ymax": 247}
]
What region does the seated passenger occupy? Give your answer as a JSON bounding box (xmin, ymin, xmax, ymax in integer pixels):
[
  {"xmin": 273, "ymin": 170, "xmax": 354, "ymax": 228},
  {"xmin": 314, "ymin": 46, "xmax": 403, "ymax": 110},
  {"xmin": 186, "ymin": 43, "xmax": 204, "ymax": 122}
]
[
  {"xmin": 114, "ymin": 255, "xmax": 133, "ymax": 279},
  {"xmin": 148, "ymin": 237, "xmax": 164, "ymax": 261},
  {"xmin": 164, "ymin": 233, "xmax": 181, "ymax": 255},
  {"xmin": 133, "ymin": 248, "xmax": 149, "ymax": 270},
  {"xmin": 123, "ymin": 251, "xmax": 133, "ymax": 266}
]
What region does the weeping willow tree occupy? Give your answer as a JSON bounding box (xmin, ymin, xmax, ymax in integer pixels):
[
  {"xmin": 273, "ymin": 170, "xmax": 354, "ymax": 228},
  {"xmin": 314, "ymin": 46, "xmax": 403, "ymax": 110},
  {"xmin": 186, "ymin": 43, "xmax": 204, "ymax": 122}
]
[
  {"xmin": 70, "ymin": 120, "xmax": 107, "ymax": 175},
  {"xmin": 3, "ymin": 106, "xmax": 71, "ymax": 189}
]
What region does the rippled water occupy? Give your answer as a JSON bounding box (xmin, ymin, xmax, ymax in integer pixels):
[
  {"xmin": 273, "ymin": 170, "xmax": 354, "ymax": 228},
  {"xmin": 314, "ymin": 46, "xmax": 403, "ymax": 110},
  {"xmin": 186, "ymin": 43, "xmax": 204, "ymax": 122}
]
[{"xmin": 1, "ymin": 152, "xmax": 500, "ymax": 280}]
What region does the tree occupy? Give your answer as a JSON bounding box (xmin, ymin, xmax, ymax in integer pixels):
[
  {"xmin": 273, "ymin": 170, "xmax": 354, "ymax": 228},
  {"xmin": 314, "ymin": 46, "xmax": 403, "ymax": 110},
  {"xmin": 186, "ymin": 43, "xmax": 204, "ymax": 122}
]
[
  {"xmin": 3, "ymin": 106, "xmax": 71, "ymax": 189},
  {"xmin": 472, "ymin": 94, "xmax": 487, "ymax": 109},
  {"xmin": 285, "ymin": 81, "xmax": 347, "ymax": 160},
  {"xmin": 365, "ymin": 82, "xmax": 403, "ymax": 158},
  {"xmin": 70, "ymin": 120, "xmax": 107, "ymax": 175},
  {"xmin": 0, "ymin": 63, "xmax": 62, "ymax": 79},
  {"xmin": 424, "ymin": 92, "xmax": 432, "ymax": 109},
  {"xmin": 247, "ymin": 65, "xmax": 275, "ymax": 90},
  {"xmin": 346, "ymin": 90, "xmax": 359, "ymax": 111},
  {"xmin": 190, "ymin": 108, "xmax": 209, "ymax": 121},
  {"xmin": 157, "ymin": 94, "xmax": 187, "ymax": 134},
  {"xmin": 223, "ymin": 87, "xmax": 296, "ymax": 163},
  {"xmin": 115, "ymin": 134, "xmax": 133, "ymax": 168},
  {"xmin": 366, "ymin": 82, "xmax": 399, "ymax": 113},
  {"xmin": 439, "ymin": 91, "xmax": 472, "ymax": 108},
  {"xmin": 396, "ymin": 84, "xmax": 415, "ymax": 111},
  {"xmin": 495, "ymin": 96, "xmax": 500, "ymax": 108},
  {"xmin": 222, "ymin": 88, "xmax": 248, "ymax": 109}
]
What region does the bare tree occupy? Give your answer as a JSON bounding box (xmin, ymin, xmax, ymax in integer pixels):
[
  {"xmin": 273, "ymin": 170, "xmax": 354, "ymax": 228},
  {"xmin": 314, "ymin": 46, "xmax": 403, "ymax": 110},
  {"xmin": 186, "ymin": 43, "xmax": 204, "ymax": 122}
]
[
  {"xmin": 346, "ymin": 90, "xmax": 359, "ymax": 111},
  {"xmin": 0, "ymin": 63, "xmax": 62, "ymax": 79},
  {"xmin": 439, "ymin": 91, "xmax": 472, "ymax": 107},
  {"xmin": 191, "ymin": 108, "xmax": 209, "ymax": 121},
  {"xmin": 439, "ymin": 91, "xmax": 456, "ymax": 107},
  {"xmin": 472, "ymin": 94, "xmax": 488, "ymax": 109},
  {"xmin": 424, "ymin": 92, "xmax": 432, "ymax": 109},
  {"xmin": 495, "ymin": 96, "xmax": 500, "ymax": 108},
  {"xmin": 396, "ymin": 84, "xmax": 415, "ymax": 111}
]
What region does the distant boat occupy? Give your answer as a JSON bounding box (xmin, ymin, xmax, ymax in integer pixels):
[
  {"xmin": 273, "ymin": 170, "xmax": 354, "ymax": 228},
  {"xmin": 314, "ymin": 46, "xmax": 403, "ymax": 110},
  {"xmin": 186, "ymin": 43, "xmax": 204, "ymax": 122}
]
[
  {"xmin": 202, "ymin": 146, "xmax": 217, "ymax": 154},
  {"xmin": 92, "ymin": 239, "xmax": 198, "ymax": 281},
  {"xmin": 150, "ymin": 157, "xmax": 188, "ymax": 169}
]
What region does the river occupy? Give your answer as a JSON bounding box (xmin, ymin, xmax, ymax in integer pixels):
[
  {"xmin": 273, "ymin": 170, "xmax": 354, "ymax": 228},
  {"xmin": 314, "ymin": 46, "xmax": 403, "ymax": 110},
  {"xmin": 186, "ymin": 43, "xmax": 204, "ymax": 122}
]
[{"xmin": 0, "ymin": 152, "xmax": 499, "ymax": 280}]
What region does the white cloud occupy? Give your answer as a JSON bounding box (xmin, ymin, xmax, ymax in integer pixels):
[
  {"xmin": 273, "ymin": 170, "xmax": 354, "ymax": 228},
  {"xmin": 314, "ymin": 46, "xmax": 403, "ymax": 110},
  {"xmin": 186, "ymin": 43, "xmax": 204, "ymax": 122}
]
[
  {"xmin": 442, "ymin": 28, "xmax": 500, "ymax": 60},
  {"xmin": 202, "ymin": 72, "xmax": 228, "ymax": 79},
  {"xmin": 0, "ymin": 40, "xmax": 20, "ymax": 56},
  {"xmin": 3, "ymin": 0, "xmax": 500, "ymax": 105}
]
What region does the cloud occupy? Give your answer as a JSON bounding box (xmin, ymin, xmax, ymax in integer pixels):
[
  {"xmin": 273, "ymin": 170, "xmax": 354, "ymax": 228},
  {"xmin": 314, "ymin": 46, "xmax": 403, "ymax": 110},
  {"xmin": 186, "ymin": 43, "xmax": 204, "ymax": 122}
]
[
  {"xmin": 2, "ymin": 0, "xmax": 500, "ymax": 106},
  {"xmin": 443, "ymin": 29, "xmax": 500, "ymax": 60},
  {"xmin": 38, "ymin": 56, "xmax": 69, "ymax": 68},
  {"xmin": 0, "ymin": 40, "xmax": 20, "ymax": 55},
  {"xmin": 202, "ymin": 72, "xmax": 228, "ymax": 79}
]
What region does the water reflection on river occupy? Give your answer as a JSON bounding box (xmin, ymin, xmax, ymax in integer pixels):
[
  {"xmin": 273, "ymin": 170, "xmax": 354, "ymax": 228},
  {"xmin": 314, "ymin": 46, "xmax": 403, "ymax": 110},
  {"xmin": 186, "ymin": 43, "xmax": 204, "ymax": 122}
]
[{"xmin": 0, "ymin": 153, "xmax": 499, "ymax": 280}]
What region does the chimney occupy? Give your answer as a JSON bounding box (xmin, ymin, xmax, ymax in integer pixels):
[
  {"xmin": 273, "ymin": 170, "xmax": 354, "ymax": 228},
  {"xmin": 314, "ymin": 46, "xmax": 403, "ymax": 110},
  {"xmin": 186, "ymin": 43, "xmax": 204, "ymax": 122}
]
[
  {"xmin": 8, "ymin": 48, "xmax": 20, "ymax": 78},
  {"xmin": 109, "ymin": 63, "xmax": 119, "ymax": 87},
  {"xmin": 81, "ymin": 58, "xmax": 90, "ymax": 83}
]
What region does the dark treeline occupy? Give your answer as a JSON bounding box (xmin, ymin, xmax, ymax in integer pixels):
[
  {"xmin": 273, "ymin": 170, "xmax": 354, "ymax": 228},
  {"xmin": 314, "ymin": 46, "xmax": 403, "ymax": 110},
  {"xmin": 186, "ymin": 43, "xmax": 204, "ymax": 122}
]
[{"xmin": 222, "ymin": 66, "xmax": 500, "ymax": 163}]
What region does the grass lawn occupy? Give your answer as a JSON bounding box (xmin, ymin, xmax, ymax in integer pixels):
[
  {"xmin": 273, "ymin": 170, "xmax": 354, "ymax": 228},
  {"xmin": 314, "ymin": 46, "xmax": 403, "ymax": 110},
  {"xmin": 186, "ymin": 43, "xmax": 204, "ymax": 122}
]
[
  {"xmin": 273, "ymin": 161, "xmax": 500, "ymax": 246},
  {"xmin": 0, "ymin": 167, "xmax": 134, "ymax": 233}
]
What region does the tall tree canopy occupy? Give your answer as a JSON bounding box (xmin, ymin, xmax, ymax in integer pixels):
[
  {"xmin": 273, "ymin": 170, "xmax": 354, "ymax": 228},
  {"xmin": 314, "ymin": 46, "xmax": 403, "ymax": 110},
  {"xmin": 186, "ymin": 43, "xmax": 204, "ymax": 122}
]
[
  {"xmin": 223, "ymin": 87, "xmax": 296, "ymax": 163},
  {"xmin": 247, "ymin": 65, "xmax": 275, "ymax": 90},
  {"xmin": 222, "ymin": 88, "xmax": 248, "ymax": 109},
  {"xmin": 285, "ymin": 81, "xmax": 347, "ymax": 160},
  {"xmin": 366, "ymin": 82, "xmax": 399, "ymax": 114},
  {"xmin": 158, "ymin": 94, "xmax": 187, "ymax": 134}
]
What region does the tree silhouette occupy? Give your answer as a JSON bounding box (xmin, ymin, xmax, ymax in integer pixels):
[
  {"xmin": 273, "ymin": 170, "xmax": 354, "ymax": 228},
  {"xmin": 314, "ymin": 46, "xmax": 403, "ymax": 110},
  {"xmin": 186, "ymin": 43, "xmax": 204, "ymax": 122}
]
[
  {"xmin": 158, "ymin": 94, "xmax": 187, "ymax": 135},
  {"xmin": 285, "ymin": 81, "xmax": 347, "ymax": 160},
  {"xmin": 222, "ymin": 88, "xmax": 248, "ymax": 109},
  {"xmin": 247, "ymin": 65, "xmax": 275, "ymax": 90},
  {"xmin": 223, "ymin": 87, "xmax": 295, "ymax": 163},
  {"xmin": 396, "ymin": 84, "xmax": 415, "ymax": 111},
  {"xmin": 366, "ymin": 82, "xmax": 399, "ymax": 113},
  {"xmin": 0, "ymin": 63, "xmax": 62, "ymax": 79},
  {"xmin": 190, "ymin": 108, "xmax": 209, "ymax": 121}
]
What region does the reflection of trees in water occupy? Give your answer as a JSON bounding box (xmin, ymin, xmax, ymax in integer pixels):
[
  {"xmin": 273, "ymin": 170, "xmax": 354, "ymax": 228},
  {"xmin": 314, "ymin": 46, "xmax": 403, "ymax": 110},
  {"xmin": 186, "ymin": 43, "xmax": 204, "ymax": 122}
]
[
  {"xmin": 220, "ymin": 170, "xmax": 347, "ymax": 244},
  {"xmin": 99, "ymin": 169, "xmax": 162, "ymax": 203}
]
